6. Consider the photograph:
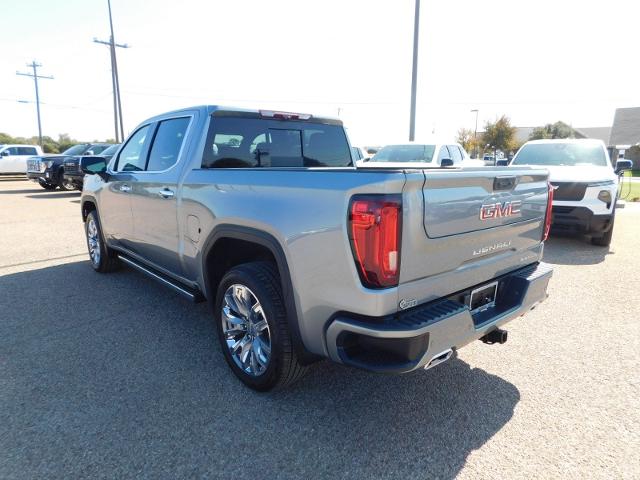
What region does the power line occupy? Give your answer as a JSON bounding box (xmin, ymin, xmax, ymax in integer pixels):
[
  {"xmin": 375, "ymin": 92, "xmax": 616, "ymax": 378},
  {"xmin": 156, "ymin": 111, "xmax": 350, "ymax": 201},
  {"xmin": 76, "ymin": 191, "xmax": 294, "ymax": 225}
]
[{"xmin": 16, "ymin": 61, "xmax": 54, "ymax": 146}]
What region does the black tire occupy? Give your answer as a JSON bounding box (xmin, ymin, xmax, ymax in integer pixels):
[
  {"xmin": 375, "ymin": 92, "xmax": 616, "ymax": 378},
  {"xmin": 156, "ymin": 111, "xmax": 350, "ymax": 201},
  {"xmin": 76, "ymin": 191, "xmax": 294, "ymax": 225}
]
[
  {"xmin": 215, "ymin": 261, "xmax": 307, "ymax": 391},
  {"xmin": 58, "ymin": 171, "xmax": 77, "ymax": 191},
  {"xmin": 84, "ymin": 210, "xmax": 120, "ymax": 272},
  {"xmin": 591, "ymin": 214, "xmax": 615, "ymax": 247}
]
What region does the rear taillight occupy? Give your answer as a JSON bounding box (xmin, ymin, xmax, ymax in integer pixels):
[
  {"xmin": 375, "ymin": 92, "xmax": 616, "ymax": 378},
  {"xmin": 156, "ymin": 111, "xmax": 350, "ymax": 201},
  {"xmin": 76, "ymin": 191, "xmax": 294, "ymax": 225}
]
[
  {"xmin": 348, "ymin": 194, "xmax": 402, "ymax": 289},
  {"xmin": 542, "ymin": 182, "xmax": 554, "ymax": 241}
]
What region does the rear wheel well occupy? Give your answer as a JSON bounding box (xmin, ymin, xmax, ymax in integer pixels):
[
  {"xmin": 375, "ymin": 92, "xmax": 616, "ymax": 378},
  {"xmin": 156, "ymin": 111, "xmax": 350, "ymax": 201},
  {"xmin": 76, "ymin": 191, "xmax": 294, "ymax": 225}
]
[
  {"xmin": 205, "ymin": 238, "xmax": 277, "ymax": 297},
  {"xmin": 82, "ymin": 201, "xmax": 96, "ymax": 222}
]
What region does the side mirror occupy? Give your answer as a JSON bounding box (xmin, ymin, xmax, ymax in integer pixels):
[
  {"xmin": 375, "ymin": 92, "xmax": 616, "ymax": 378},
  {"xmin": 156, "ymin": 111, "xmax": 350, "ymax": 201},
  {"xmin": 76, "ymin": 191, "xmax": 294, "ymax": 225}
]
[
  {"xmin": 80, "ymin": 156, "xmax": 107, "ymax": 175},
  {"xmin": 496, "ymin": 159, "xmax": 509, "ymax": 166},
  {"xmin": 84, "ymin": 150, "xmax": 94, "ymax": 156},
  {"xmin": 615, "ymin": 159, "xmax": 633, "ymax": 174},
  {"xmin": 440, "ymin": 158, "xmax": 454, "ymax": 167},
  {"xmin": 0, "ymin": 151, "xmax": 9, "ymax": 156}
]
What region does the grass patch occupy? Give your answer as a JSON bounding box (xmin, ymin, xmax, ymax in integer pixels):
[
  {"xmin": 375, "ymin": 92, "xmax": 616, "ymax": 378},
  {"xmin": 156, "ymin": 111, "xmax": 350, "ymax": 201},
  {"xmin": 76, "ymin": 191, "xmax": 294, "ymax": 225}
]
[
  {"xmin": 624, "ymin": 170, "xmax": 640, "ymax": 178},
  {"xmin": 619, "ymin": 180, "xmax": 640, "ymax": 201}
]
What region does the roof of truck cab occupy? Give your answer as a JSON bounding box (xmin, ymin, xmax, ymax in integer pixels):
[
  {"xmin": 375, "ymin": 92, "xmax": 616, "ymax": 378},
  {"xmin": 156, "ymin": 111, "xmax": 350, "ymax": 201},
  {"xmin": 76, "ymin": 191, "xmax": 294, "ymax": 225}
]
[
  {"xmin": 140, "ymin": 105, "xmax": 342, "ymax": 125},
  {"xmin": 524, "ymin": 138, "xmax": 606, "ymax": 146}
]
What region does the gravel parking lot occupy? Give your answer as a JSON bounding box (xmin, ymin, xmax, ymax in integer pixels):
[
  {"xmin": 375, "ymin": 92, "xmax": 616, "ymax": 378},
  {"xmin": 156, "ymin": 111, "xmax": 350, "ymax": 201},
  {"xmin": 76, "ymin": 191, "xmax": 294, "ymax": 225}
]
[{"xmin": 1, "ymin": 177, "xmax": 639, "ymax": 479}]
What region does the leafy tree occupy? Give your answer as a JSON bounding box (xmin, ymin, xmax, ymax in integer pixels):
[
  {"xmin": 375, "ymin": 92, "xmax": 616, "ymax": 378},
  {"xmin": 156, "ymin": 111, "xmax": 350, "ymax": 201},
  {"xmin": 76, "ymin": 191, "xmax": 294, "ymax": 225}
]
[
  {"xmin": 0, "ymin": 132, "xmax": 111, "ymax": 153},
  {"xmin": 482, "ymin": 115, "xmax": 517, "ymax": 153},
  {"xmin": 456, "ymin": 128, "xmax": 477, "ymax": 155},
  {"xmin": 529, "ymin": 121, "xmax": 575, "ymax": 140}
]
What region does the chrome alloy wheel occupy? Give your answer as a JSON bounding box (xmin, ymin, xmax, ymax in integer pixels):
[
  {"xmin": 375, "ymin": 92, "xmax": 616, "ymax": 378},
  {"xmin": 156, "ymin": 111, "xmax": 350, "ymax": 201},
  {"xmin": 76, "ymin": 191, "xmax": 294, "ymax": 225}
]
[
  {"xmin": 86, "ymin": 217, "xmax": 101, "ymax": 266},
  {"xmin": 221, "ymin": 284, "xmax": 271, "ymax": 377}
]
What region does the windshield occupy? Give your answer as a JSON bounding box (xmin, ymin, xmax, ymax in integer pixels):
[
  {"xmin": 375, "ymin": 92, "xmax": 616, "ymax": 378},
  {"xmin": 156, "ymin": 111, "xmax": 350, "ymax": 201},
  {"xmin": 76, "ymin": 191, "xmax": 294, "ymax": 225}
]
[
  {"xmin": 512, "ymin": 142, "xmax": 608, "ymax": 167},
  {"xmin": 62, "ymin": 144, "xmax": 90, "ymax": 156},
  {"xmin": 370, "ymin": 144, "xmax": 436, "ymax": 163},
  {"xmin": 101, "ymin": 144, "xmax": 119, "ymax": 156}
]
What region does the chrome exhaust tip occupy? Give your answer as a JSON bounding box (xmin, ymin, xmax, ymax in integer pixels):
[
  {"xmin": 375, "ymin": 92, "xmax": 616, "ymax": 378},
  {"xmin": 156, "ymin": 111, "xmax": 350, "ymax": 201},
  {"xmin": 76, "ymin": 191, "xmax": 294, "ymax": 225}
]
[{"xmin": 424, "ymin": 348, "xmax": 453, "ymax": 371}]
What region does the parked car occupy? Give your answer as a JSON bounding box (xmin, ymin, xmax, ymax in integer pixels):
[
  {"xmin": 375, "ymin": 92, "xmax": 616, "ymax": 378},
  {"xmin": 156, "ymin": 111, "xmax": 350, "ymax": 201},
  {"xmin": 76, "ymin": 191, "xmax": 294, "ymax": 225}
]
[
  {"xmin": 0, "ymin": 144, "xmax": 43, "ymax": 174},
  {"xmin": 360, "ymin": 141, "xmax": 481, "ymax": 167},
  {"xmin": 508, "ymin": 139, "xmax": 632, "ymax": 246},
  {"xmin": 63, "ymin": 144, "xmax": 120, "ymax": 190},
  {"xmin": 483, "ymin": 154, "xmax": 495, "ymax": 166},
  {"xmin": 79, "ymin": 105, "xmax": 553, "ymax": 391},
  {"xmin": 26, "ymin": 143, "xmax": 113, "ymax": 190}
]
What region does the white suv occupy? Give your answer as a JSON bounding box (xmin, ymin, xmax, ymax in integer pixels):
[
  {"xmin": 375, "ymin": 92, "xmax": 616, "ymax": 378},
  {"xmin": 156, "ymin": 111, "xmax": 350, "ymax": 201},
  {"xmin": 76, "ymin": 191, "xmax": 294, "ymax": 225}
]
[
  {"xmin": 508, "ymin": 139, "xmax": 632, "ymax": 246},
  {"xmin": 0, "ymin": 144, "xmax": 43, "ymax": 174}
]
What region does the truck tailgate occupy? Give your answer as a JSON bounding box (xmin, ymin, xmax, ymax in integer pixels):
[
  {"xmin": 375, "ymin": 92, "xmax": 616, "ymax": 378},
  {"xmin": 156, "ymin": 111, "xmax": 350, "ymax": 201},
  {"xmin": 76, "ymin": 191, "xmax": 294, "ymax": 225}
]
[{"xmin": 399, "ymin": 167, "xmax": 549, "ymax": 291}]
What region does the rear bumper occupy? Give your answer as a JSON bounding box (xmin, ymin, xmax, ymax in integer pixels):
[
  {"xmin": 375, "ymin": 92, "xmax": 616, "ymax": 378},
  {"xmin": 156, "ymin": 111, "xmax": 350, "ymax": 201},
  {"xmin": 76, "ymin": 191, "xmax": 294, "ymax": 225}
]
[
  {"xmin": 325, "ymin": 262, "xmax": 552, "ymax": 373},
  {"xmin": 552, "ymin": 206, "xmax": 613, "ymax": 234}
]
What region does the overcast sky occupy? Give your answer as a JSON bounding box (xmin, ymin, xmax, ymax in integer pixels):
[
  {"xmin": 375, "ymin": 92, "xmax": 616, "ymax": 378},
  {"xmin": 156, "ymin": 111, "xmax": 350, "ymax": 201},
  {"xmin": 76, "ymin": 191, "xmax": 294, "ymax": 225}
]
[{"xmin": 1, "ymin": 0, "xmax": 637, "ymax": 145}]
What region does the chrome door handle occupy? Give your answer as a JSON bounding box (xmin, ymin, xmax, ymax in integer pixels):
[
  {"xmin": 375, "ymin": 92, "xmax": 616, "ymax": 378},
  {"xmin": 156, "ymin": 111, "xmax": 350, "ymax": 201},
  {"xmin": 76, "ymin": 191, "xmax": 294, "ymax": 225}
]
[
  {"xmin": 158, "ymin": 188, "xmax": 175, "ymax": 199},
  {"xmin": 119, "ymin": 184, "xmax": 131, "ymax": 192}
]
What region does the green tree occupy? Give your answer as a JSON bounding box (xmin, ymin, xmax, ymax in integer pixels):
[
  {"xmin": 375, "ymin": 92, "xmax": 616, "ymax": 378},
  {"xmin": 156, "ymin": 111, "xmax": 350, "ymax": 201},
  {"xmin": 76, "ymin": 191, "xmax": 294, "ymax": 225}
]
[
  {"xmin": 482, "ymin": 115, "xmax": 517, "ymax": 153},
  {"xmin": 529, "ymin": 121, "xmax": 575, "ymax": 140},
  {"xmin": 456, "ymin": 127, "xmax": 477, "ymax": 154}
]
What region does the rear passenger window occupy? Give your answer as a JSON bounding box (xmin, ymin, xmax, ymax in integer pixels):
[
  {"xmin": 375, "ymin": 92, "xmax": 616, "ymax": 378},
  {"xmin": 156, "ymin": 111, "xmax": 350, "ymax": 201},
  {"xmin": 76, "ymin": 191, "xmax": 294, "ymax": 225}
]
[
  {"xmin": 91, "ymin": 145, "xmax": 109, "ymax": 154},
  {"xmin": 147, "ymin": 117, "xmax": 190, "ymax": 171},
  {"xmin": 448, "ymin": 145, "xmax": 463, "ymax": 163},
  {"xmin": 18, "ymin": 147, "xmax": 37, "ymax": 155},
  {"xmin": 437, "ymin": 146, "xmax": 451, "ymax": 163},
  {"xmin": 202, "ymin": 116, "xmax": 352, "ymax": 168},
  {"xmin": 115, "ymin": 125, "xmax": 150, "ymax": 172}
]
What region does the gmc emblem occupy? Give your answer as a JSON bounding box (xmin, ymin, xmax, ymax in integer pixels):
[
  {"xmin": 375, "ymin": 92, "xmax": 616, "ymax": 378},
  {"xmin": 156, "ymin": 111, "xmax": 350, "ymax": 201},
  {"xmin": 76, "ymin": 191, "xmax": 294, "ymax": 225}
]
[{"xmin": 480, "ymin": 200, "xmax": 522, "ymax": 220}]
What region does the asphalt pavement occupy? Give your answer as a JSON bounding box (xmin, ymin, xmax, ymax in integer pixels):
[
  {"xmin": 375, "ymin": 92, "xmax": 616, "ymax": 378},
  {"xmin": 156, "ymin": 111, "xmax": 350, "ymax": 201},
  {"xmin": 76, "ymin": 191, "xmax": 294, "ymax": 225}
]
[{"xmin": 1, "ymin": 177, "xmax": 638, "ymax": 479}]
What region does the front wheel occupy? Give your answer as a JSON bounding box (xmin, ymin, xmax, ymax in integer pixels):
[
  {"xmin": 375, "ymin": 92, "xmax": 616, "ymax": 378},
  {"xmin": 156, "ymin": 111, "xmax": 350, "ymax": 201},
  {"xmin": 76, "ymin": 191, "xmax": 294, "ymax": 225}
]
[
  {"xmin": 215, "ymin": 261, "xmax": 307, "ymax": 391},
  {"xmin": 591, "ymin": 214, "xmax": 615, "ymax": 247},
  {"xmin": 59, "ymin": 174, "xmax": 77, "ymax": 191},
  {"xmin": 39, "ymin": 181, "xmax": 57, "ymax": 190},
  {"xmin": 85, "ymin": 211, "xmax": 120, "ymax": 272}
]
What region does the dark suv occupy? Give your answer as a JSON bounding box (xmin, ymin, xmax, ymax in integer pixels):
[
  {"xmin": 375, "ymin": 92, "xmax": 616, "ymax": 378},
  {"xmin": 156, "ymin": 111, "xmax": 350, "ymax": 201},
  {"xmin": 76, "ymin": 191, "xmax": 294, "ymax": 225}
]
[
  {"xmin": 26, "ymin": 143, "xmax": 112, "ymax": 190},
  {"xmin": 63, "ymin": 144, "xmax": 120, "ymax": 190}
]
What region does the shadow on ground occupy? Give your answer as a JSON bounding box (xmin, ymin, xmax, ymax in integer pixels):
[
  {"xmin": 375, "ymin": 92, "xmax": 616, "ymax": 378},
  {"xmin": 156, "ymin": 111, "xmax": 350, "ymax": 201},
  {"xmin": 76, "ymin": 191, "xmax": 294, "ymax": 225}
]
[
  {"xmin": 0, "ymin": 176, "xmax": 28, "ymax": 182},
  {"xmin": 543, "ymin": 233, "xmax": 612, "ymax": 265},
  {"xmin": 0, "ymin": 261, "xmax": 519, "ymax": 479}
]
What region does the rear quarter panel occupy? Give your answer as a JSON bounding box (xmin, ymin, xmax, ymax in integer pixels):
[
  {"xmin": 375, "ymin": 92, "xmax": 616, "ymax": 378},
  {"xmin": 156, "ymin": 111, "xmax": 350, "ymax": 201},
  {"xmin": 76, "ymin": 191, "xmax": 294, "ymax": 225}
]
[{"xmin": 180, "ymin": 169, "xmax": 406, "ymax": 356}]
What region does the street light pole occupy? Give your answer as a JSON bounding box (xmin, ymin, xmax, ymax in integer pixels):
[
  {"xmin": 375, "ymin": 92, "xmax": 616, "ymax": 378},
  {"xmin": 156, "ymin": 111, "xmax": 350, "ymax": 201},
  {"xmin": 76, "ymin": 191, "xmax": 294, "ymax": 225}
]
[
  {"xmin": 16, "ymin": 61, "xmax": 53, "ymax": 147},
  {"xmin": 471, "ymin": 109, "xmax": 479, "ymax": 158},
  {"xmin": 408, "ymin": 0, "xmax": 420, "ymax": 141}
]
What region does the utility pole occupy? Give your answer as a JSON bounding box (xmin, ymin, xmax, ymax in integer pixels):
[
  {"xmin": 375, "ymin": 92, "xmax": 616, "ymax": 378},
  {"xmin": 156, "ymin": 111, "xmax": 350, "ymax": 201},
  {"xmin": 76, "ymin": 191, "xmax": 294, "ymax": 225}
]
[
  {"xmin": 16, "ymin": 61, "xmax": 53, "ymax": 147},
  {"xmin": 94, "ymin": 0, "xmax": 128, "ymax": 142},
  {"xmin": 408, "ymin": 0, "xmax": 420, "ymax": 141},
  {"xmin": 471, "ymin": 109, "xmax": 479, "ymax": 158}
]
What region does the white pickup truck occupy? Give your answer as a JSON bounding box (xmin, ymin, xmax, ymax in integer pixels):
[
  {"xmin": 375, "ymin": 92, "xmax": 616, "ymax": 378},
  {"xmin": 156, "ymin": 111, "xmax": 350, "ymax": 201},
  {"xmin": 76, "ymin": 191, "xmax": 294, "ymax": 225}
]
[
  {"xmin": 0, "ymin": 144, "xmax": 43, "ymax": 174},
  {"xmin": 505, "ymin": 139, "xmax": 633, "ymax": 246}
]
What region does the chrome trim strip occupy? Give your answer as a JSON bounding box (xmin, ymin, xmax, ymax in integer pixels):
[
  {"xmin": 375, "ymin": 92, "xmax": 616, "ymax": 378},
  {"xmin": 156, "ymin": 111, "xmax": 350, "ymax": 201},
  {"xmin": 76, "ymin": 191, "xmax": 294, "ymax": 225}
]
[{"xmin": 117, "ymin": 254, "xmax": 196, "ymax": 301}]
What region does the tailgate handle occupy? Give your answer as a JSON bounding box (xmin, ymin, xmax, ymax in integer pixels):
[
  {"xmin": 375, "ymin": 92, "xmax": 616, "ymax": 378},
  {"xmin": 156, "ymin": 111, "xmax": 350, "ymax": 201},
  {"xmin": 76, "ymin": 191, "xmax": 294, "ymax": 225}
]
[{"xmin": 493, "ymin": 176, "xmax": 517, "ymax": 191}]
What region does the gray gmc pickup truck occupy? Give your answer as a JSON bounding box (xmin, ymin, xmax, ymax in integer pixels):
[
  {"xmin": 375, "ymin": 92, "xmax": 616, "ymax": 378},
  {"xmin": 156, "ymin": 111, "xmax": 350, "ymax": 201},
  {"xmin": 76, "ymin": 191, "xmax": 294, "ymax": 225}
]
[{"xmin": 79, "ymin": 105, "xmax": 553, "ymax": 391}]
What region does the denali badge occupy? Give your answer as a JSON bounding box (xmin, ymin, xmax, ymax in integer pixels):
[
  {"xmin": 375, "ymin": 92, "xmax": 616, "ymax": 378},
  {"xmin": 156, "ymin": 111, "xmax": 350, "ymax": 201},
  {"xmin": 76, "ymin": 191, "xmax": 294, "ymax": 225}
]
[
  {"xmin": 473, "ymin": 241, "xmax": 512, "ymax": 256},
  {"xmin": 480, "ymin": 200, "xmax": 522, "ymax": 220},
  {"xmin": 399, "ymin": 298, "xmax": 418, "ymax": 310}
]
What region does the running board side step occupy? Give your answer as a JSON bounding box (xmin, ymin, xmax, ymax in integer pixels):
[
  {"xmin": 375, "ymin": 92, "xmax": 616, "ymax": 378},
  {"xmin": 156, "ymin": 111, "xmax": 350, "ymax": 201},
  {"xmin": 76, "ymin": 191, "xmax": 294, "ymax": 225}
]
[{"xmin": 117, "ymin": 254, "xmax": 205, "ymax": 303}]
